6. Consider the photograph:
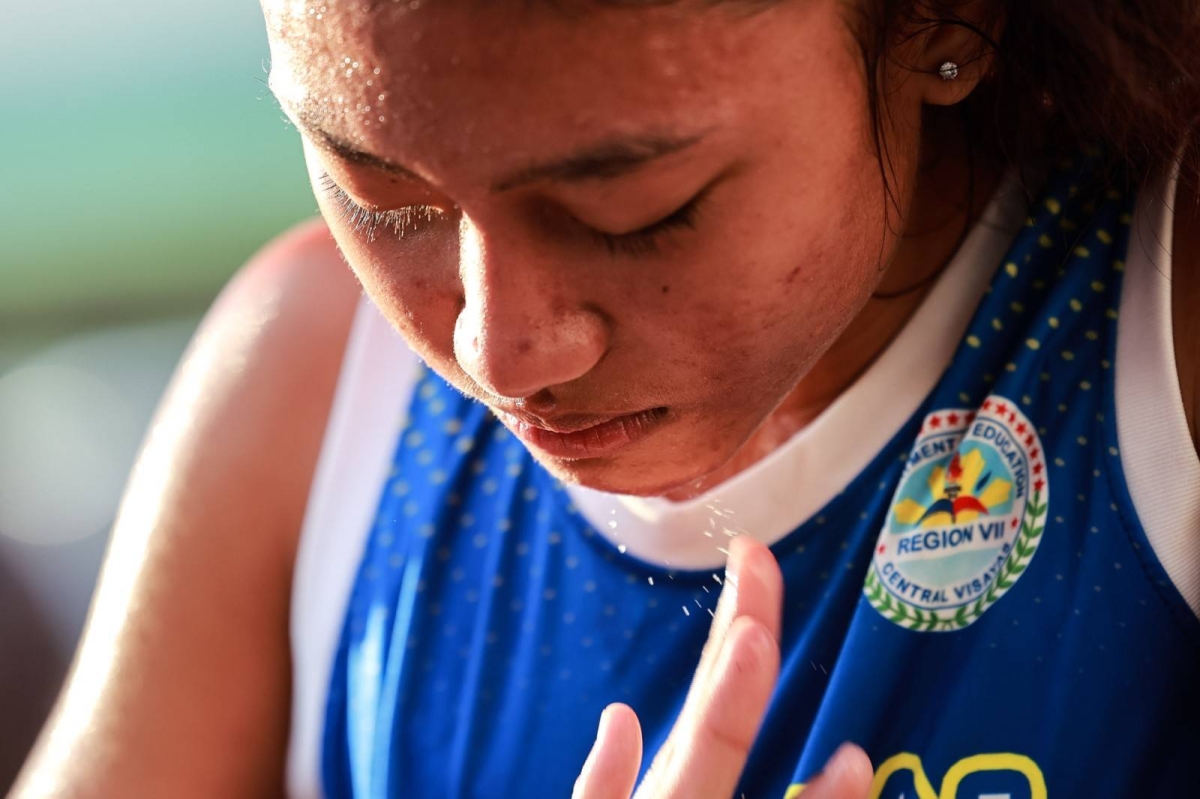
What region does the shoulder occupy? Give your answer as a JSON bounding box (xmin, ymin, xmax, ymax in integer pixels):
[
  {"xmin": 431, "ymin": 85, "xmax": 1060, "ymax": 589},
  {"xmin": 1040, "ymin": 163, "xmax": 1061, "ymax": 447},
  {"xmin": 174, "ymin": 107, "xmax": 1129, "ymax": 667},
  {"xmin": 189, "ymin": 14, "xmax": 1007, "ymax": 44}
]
[
  {"xmin": 211, "ymin": 217, "xmax": 359, "ymax": 382},
  {"xmin": 10, "ymin": 219, "xmax": 362, "ymax": 799},
  {"xmin": 180, "ymin": 218, "xmax": 362, "ymax": 555}
]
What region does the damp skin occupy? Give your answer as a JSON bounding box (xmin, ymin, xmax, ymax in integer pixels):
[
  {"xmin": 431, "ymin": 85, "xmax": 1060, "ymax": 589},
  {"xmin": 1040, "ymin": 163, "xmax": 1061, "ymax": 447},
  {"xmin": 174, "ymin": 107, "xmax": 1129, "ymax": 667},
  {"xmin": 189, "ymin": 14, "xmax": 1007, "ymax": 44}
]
[{"xmin": 262, "ymin": 0, "xmax": 1003, "ymax": 499}]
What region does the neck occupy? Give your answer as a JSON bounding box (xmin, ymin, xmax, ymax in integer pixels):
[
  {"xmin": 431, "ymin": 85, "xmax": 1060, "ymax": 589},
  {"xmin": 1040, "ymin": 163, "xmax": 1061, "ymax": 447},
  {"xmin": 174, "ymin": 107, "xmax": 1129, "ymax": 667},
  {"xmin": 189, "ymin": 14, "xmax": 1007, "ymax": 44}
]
[{"xmin": 665, "ymin": 126, "xmax": 1005, "ymax": 502}]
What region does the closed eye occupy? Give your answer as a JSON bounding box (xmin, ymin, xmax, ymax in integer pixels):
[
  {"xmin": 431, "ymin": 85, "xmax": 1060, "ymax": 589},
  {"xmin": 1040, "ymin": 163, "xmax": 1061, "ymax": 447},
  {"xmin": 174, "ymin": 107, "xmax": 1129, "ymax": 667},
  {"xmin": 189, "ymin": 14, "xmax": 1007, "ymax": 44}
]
[
  {"xmin": 589, "ymin": 189, "xmax": 709, "ymax": 258},
  {"xmin": 317, "ymin": 172, "xmax": 446, "ymax": 242},
  {"xmin": 318, "ymin": 169, "xmax": 710, "ymax": 257}
]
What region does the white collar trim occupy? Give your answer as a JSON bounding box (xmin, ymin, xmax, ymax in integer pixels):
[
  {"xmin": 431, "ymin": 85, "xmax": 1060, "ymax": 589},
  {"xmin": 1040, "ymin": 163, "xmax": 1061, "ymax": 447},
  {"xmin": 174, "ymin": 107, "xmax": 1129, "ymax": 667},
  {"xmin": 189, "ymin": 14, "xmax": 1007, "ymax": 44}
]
[{"xmin": 566, "ymin": 173, "xmax": 1029, "ymax": 570}]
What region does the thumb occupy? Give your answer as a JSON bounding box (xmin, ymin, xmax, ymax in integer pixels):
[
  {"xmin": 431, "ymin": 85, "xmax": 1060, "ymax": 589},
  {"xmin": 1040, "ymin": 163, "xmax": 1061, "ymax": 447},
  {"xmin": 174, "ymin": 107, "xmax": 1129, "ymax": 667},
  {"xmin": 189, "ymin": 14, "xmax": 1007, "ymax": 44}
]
[{"xmin": 800, "ymin": 744, "xmax": 873, "ymax": 798}]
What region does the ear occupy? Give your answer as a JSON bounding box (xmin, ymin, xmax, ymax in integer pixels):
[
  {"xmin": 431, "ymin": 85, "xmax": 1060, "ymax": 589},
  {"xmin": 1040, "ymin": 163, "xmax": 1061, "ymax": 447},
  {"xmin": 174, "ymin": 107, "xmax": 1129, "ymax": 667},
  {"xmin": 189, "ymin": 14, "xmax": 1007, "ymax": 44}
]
[{"xmin": 915, "ymin": 1, "xmax": 1005, "ymax": 107}]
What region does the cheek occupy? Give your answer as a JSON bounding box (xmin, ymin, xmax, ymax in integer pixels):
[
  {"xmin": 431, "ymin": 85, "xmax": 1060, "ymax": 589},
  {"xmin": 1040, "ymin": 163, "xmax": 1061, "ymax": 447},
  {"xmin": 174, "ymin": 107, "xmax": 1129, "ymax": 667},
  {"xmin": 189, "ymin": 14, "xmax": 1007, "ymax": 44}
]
[
  {"xmin": 303, "ymin": 149, "xmax": 460, "ymax": 358},
  {"xmin": 663, "ymin": 128, "xmax": 891, "ymax": 403},
  {"xmin": 664, "ymin": 174, "xmax": 886, "ymax": 408},
  {"xmin": 326, "ymin": 217, "xmax": 465, "ymax": 364}
]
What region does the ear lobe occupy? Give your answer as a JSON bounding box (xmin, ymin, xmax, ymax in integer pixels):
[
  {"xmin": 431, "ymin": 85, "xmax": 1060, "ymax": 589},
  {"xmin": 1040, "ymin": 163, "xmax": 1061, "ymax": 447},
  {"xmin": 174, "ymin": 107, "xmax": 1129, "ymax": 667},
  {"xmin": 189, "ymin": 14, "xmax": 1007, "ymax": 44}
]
[
  {"xmin": 922, "ymin": 54, "xmax": 989, "ymax": 106},
  {"xmin": 917, "ymin": 4, "xmax": 1004, "ymax": 107}
]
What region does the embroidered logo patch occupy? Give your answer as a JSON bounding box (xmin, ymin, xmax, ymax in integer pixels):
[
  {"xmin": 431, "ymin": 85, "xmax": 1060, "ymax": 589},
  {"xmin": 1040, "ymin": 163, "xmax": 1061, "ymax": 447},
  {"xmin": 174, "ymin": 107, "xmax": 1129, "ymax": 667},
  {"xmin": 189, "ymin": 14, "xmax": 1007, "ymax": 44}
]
[{"xmin": 865, "ymin": 396, "xmax": 1049, "ymax": 631}]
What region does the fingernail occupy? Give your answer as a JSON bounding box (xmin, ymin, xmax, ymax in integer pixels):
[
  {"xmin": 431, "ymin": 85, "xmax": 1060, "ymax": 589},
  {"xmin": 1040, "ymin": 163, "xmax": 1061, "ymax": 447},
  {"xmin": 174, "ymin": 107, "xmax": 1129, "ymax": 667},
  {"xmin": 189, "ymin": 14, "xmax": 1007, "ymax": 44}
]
[
  {"xmin": 580, "ymin": 708, "xmax": 613, "ymax": 776},
  {"xmin": 743, "ymin": 618, "xmax": 775, "ymax": 657},
  {"xmin": 718, "ymin": 615, "xmax": 774, "ymax": 667},
  {"xmin": 744, "ymin": 546, "xmax": 772, "ymax": 584},
  {"xmin": 824, "ymin": 744, "xmax": 854, "ymax": 773},
  {"xmin": 597, "ymin": 705, "xmax": 614, "ymax": 739},
  {"xmin": 822, "ymin": 743, "xmax": 870, "ymax": 781},
  {"xmin": 574, "ymin": 715, "xmax": 605, "ymax": 799}
]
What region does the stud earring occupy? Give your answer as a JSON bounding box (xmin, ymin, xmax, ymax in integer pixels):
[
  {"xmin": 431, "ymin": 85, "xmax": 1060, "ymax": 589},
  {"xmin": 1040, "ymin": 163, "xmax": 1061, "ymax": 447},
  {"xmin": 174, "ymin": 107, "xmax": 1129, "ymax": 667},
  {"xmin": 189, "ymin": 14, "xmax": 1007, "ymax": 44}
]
[{"xmin": 938, "ymin": 61, "xmax": 960, "ymax": 81}]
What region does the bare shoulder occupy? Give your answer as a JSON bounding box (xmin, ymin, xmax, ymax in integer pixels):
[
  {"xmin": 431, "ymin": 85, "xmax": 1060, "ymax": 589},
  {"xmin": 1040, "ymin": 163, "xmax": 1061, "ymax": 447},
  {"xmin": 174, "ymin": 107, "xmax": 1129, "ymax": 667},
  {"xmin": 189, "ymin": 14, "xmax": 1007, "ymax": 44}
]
[
  {"xmin": 1171, "ymin": 166, "xmax": 1200, "ymax": 452},
  {"xmin": 11, "ymin": 219, "xmax": 360, "ymax": 799},
  {"xmin": 170, "ymin": 217, "xmax": 363, "ymax": 564}
]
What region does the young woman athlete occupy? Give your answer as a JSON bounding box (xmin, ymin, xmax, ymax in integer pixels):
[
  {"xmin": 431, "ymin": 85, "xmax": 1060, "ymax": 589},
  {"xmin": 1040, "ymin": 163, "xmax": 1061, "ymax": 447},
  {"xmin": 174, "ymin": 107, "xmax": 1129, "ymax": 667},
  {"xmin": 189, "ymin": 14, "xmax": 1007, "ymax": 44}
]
[{"xmin": 13, "ymin": 1, "xmax": 1200, "ymax": 797}]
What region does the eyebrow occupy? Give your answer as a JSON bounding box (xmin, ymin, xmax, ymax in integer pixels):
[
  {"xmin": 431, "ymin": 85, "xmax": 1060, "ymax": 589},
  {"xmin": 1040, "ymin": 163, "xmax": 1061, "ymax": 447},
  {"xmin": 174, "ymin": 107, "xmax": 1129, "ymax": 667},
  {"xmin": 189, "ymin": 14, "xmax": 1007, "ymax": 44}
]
[
  {"xmin": 489, "ymin": 131, "xmax": 708, "ymax": 192},
  {"xmin": 280, "ymin": 98, "xmax": 709, "ymax": 193},
  {"xmin": 285, "ymin": 102, "xmax": 427, "ymax": 182}
]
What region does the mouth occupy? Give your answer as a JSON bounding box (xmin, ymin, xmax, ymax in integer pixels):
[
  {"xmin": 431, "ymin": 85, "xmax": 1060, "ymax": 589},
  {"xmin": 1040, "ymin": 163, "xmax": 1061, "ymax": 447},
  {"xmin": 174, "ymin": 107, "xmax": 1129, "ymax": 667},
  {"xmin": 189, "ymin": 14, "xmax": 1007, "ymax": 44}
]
[{"xmin": 495, "ymin": 406, "xmax": 669, "ymax": 459}]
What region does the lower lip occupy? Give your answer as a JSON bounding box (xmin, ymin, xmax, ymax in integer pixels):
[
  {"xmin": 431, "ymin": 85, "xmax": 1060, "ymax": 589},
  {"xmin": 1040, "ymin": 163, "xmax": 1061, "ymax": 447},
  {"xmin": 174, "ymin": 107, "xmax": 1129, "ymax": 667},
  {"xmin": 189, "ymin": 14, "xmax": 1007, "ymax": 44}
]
[{"xmin": 506, "ymin": 408, "xmax": 669, "ymax": 459}]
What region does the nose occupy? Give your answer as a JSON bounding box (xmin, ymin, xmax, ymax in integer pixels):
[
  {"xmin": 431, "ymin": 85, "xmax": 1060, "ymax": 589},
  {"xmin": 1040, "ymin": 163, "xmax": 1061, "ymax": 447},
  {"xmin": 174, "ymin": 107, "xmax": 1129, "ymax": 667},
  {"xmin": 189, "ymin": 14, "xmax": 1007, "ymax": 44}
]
[{"xmin": 453, "ymin": 222, "xmax": 609, "ymax": 400}]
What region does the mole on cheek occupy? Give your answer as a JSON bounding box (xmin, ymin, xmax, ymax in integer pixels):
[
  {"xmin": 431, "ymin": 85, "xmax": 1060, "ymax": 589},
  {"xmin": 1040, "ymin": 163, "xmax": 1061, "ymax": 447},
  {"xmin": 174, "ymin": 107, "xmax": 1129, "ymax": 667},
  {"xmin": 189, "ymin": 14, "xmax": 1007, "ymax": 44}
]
[{"xmin": 661, "ymin": 285, "xmax": 670, "ymax": 295}]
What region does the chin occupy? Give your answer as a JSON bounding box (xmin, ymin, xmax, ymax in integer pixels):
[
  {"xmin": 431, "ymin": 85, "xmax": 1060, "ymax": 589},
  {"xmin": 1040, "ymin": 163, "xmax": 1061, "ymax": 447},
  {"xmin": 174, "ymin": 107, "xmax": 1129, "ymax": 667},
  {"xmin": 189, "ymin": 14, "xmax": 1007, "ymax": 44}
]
[{"xmin": 533, "ymin": 442, "xmax": 733, "ymax": 499}]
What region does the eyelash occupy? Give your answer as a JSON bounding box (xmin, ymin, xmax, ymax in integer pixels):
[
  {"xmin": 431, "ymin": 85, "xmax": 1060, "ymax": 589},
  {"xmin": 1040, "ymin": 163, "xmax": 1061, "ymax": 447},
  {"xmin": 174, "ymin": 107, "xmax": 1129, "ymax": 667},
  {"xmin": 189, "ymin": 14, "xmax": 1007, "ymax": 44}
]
[
  {"xmin": 317, "ymin": 172, "xmax": 444, "ymax": 242},
  {"xmin": 590, "ymin": 193, "xmax": 705, "ymax": 258},
  {"xmin": 316, "ymin": 171, "xmax": 705, "ymax": 257}
]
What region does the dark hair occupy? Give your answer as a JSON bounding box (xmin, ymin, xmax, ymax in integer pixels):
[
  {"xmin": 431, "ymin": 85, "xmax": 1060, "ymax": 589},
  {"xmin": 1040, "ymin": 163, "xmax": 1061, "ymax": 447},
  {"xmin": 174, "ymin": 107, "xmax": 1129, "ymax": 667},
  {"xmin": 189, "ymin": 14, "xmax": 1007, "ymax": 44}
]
[
  {"xmin": 388, "ymin": 0, "xmax": 1200, "ymax": 185},
  {"xmin": 599, "ymin": 0, "xmax": 1200, "ymax": 183},
  {"xmin": 852, "ymin": 0, "xmax": 1200, "ymax": 186}
]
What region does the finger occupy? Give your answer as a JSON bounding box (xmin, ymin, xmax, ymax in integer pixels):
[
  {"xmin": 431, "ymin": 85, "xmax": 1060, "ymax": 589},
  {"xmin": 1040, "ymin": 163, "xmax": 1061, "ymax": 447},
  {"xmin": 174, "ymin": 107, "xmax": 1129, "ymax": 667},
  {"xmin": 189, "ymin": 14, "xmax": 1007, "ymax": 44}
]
[
  {"xmin": 637, "ymin": 615, "xmax": 780, "ymax": 799},
  {"xmin": 799, "ymin": 744, "xmax": 874, "ymax": 798},
  {"xmin": 650, "ymin": 536, "xmax": 783, "ymax": 778},
  {"xmin": 706, "ymin": 536, "xmax": 784, "ymax": 670},
  {"xmin": 679, "ymin": 537, "xmax": 784, "ymax": 734},
  {"xmin": 723, "ymin": 535, "xmax": 783, "ymax": 646},
  {"xmin": 573, "ymin": 704, "xmax": 643, "ymax": 799}
]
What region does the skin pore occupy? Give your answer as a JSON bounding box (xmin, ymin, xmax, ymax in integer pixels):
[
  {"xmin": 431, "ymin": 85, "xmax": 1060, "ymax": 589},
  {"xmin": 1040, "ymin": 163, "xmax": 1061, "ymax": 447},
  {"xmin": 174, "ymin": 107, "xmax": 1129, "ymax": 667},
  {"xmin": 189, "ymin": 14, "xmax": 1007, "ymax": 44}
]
[{"xmin": 262, "ymin": 0, "xmax": 1001, "ymax": 499}]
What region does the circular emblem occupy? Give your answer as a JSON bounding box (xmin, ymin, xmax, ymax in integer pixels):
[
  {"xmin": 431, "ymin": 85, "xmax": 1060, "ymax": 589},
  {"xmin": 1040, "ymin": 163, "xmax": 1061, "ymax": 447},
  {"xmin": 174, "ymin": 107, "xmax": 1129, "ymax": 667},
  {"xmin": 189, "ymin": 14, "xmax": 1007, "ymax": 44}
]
[{"xmin": 865, "ymin": 396, "xmax": 1049, "ymax": 631}]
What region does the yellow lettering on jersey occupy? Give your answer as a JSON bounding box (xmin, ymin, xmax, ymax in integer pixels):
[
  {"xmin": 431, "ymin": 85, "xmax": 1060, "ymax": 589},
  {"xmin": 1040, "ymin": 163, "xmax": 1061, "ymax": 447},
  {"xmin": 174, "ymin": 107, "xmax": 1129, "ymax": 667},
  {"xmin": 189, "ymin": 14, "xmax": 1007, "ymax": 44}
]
[
  {"xmin": 784, "ymin": 751, "xmax": 1046, "ymax": 799},
  {"xmin": 940, "ymin": 753, "xmax": 1046, "ymax": 799}
]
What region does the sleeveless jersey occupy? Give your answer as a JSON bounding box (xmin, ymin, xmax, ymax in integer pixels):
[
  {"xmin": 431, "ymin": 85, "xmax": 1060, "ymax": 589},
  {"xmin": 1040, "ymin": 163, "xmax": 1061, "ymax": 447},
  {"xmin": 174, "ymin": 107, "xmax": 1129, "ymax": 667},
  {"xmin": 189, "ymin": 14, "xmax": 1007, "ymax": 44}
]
[{"xmin": 289, "ymin": 153, "xmax": 1200, "ymax": 799}]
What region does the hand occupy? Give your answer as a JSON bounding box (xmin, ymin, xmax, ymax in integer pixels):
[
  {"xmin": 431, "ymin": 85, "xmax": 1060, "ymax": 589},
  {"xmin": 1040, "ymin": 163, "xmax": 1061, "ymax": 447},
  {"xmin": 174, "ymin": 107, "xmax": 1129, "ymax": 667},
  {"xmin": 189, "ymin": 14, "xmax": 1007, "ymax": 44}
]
[{"xmin": 572, "ymin": 535, "xmax": 873, "ymax": 799}]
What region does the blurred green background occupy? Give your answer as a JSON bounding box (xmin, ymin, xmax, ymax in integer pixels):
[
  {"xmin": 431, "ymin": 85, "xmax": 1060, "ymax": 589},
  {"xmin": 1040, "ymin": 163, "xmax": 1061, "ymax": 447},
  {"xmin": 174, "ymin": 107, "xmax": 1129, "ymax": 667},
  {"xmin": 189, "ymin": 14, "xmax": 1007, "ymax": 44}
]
[
  {"xmin": 0, "ymin": 1, "xmax": 316, "ymax": 788},
  {"xmin": 2, "ymin": 0, "xmax": 315, "ymax": 369}
]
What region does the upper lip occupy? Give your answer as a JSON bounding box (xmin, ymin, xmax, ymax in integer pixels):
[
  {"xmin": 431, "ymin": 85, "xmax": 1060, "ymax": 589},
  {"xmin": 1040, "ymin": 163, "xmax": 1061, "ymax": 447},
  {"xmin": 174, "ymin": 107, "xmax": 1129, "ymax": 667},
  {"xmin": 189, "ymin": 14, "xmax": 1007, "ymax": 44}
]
[{"xmin": 495, "ymin": 408, "xmax": 627, "ymax": 435}]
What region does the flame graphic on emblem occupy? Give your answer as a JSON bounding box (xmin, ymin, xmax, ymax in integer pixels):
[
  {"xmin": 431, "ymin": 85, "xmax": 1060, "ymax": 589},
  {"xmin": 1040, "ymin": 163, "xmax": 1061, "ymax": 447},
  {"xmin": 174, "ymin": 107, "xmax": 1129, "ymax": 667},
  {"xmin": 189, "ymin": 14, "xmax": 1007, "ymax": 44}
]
[{"xmin": 892, "ymin": 448, "xmax": 1012, "ymax": 527}]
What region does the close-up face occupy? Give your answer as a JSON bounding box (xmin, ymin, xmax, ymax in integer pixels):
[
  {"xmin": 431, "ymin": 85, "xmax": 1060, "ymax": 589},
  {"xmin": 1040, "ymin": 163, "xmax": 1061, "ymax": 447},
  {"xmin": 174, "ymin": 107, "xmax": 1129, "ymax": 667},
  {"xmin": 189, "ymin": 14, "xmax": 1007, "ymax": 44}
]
[{"xmin": 262, "ymin": 0, "xmax": 933, "ymax": 497}]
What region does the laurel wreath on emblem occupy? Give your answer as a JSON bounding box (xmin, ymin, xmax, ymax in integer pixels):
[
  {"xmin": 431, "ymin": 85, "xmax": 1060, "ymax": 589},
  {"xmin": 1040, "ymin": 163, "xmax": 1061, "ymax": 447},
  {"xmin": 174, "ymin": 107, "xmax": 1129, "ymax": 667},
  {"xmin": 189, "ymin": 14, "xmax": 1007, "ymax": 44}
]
[{"xmin": 863, "ymin": 489, "xmax": 1048, "ymax": 632}]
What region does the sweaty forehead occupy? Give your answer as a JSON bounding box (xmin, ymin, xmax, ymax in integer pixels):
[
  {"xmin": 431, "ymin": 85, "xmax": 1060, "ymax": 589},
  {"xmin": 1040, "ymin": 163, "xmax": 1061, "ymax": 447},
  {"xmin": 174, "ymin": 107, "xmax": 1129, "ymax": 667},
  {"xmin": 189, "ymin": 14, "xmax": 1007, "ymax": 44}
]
[{"xmin": 262, "ymin": 0, "xmax": 802, "ymax": 183}]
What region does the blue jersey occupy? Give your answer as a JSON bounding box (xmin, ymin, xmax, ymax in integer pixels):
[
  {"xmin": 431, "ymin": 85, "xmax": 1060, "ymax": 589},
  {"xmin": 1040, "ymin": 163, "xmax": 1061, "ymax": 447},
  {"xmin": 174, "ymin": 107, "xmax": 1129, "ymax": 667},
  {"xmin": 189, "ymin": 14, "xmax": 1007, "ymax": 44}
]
[{"xmin": 315, "ymin": 156, "xmax": 1200, "ymax": 798}]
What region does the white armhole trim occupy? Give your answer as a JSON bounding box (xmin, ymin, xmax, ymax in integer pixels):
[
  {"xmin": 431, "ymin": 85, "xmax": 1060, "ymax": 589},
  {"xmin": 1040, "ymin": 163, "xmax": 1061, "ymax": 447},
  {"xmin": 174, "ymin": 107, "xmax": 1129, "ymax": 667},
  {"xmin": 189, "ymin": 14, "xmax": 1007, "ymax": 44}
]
[
  {"xmin": 1116, "ymin": 167, "xmax": 1200, "ymax": 617},
  {"xmin": 286, "ymin": 295, "xmax": 423, "ymax": 799}
]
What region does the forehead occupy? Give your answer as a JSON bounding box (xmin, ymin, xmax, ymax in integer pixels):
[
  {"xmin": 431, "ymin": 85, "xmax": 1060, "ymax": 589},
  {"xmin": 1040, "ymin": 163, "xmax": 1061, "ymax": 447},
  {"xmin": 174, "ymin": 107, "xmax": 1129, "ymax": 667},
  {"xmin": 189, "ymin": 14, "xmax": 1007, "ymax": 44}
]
[{"xmin": 263, "ymin": 1, "xmax": 839, "ymax": 182}]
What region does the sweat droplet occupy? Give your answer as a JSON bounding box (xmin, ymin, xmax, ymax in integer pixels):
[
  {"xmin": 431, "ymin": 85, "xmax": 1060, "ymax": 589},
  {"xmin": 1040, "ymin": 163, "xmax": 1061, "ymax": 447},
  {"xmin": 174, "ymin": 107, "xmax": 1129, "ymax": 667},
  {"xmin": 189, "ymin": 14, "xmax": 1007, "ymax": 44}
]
[
  {"xmin": 617, "ymin": 544, "xmax": 627, "ymax": 554},
  {"xmin": 647, "ymin": 577, "xmax": 654, "ymax": 586}
]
